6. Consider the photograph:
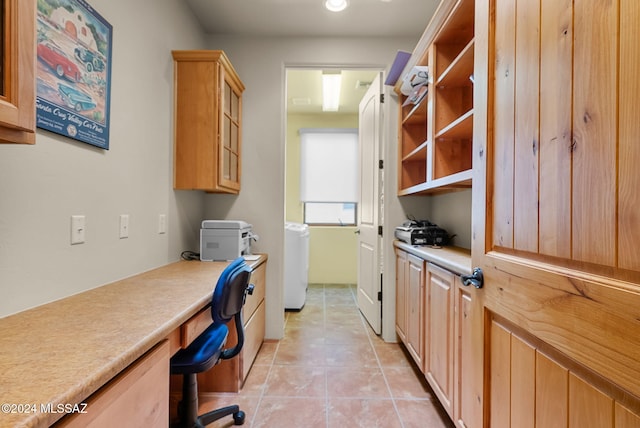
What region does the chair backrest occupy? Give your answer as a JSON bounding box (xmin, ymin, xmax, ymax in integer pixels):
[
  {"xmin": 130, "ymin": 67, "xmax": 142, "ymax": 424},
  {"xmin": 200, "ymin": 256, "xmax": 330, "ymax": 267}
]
[{"xmin": 211, "ymin": 257, "xmax": 252, "ymax": 325}]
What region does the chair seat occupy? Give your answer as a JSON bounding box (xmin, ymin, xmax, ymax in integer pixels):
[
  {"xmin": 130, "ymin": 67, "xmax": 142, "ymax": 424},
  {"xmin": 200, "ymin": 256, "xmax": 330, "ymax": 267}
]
[{"xmin": 170, "ymin": 323, "xmax": 229, "ymax": 375}]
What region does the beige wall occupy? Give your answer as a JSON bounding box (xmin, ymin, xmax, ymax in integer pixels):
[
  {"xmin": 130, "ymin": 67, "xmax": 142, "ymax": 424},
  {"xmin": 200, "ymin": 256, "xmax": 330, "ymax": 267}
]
[
  {"xmin": 0, "ymin": 0, "xmax": 207, "ymax": 317},
  {"xmin": 202, "ymin": 35, "xmax": 419, "ymax": 339},
  {"xmin": 286, "ymin": 113, "xmax": 359, "ymax": 284}
]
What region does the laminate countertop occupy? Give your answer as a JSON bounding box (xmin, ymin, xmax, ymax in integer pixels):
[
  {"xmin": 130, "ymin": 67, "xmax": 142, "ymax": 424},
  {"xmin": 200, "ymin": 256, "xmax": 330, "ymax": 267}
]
[
  {"xmin": 394, "ymin": 241, "xmax": 472, "ymax": 275},
  {"xmin": 0, "ymin": 256, "xmax": 266, "ymax": 428}
]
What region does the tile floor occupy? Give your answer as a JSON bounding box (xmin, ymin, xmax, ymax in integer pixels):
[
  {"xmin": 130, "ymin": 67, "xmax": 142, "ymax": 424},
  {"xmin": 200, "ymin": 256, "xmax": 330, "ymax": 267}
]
[{"xmin": 195, "ymin": 283, "xmax": 454, "ymax": 428}]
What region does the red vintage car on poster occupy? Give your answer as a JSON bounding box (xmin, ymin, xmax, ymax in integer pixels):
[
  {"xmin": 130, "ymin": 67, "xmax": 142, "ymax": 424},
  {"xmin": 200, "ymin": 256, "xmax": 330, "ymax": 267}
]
[{"xmin": 37, "ymin": 41, "xmax": 81, "ymax": 83}]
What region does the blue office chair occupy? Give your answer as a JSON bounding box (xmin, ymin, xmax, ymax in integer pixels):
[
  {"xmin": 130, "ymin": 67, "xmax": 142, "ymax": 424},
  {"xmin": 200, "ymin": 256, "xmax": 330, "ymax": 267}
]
[{"xmin": 171, "ymin": 257, "xmax": 254, "ymax": 427}]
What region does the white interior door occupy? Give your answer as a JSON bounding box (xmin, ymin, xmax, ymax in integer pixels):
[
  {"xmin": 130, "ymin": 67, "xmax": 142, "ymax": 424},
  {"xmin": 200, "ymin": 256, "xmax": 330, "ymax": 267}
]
[{"xmin": 357, "ymin": 73, "xmax": 383, "ymax": 334}]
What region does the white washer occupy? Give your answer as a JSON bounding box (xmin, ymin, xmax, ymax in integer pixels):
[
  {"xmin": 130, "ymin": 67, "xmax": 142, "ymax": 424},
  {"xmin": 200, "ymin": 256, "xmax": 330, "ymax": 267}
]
[{"xmin": 284, "ymin": 222, "xmax": 309, "ymax": 310}]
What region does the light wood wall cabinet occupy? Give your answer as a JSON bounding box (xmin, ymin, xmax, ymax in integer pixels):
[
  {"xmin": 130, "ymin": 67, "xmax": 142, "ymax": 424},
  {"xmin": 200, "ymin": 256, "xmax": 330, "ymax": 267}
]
[
  {"xmin": 395, "ymin": 247, "xmax": 477, "ymax": 428},
  {"xmin": 469, "ymin": 0, "xmax": 640, "ymax": 425},
  {"xmin": 395, "ymin": 0, "xmax": 474, "ymax": 195},
  {"xmin": 0, "ymin": 0, "xmax": 36, "ymax": 144},
  {"xmin": 172, "ymin": 50, "xmax": 244, "ymax": 193}
]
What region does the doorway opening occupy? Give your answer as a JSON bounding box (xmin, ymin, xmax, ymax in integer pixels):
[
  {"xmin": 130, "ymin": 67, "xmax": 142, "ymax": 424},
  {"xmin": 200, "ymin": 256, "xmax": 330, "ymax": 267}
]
[{"xmin": 283, "ymin": 67, "xmax": 380, "ymax": 316}]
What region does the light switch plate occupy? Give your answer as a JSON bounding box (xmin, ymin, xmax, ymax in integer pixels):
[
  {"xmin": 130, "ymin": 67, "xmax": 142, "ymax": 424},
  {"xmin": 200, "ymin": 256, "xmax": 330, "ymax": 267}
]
[
  {"xmin": 71, "ymin": 215, "xmax": 85, "ymax": 245},
  {"xmin": 119, "ymin": 214, "xmax": 129, "ymax": 239},
  {"xmin": 158, "ymin": 214, "xmax": 167, "ymax": 234}
]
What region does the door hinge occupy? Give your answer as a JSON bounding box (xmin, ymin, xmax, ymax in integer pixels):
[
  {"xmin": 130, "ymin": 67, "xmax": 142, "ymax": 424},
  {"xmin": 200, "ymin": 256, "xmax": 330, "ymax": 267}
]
[
  {"xmin": 377, "ymin": 290, "xmax": 383, "ymax": 302},
  {"xmin": 378, "ymin": 225, "xmax": 383, "ymax": 236},
  {"xmin": 380, "ymin": 93, "xmax": 385, "ymax": 103},
  {"xmin": 378, "ymin": 159, "xmax": 384, "ymax": 169}
]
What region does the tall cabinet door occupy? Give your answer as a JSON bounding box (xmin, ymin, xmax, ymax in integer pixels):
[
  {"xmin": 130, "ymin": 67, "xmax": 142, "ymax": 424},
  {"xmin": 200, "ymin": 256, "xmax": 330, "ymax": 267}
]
[
  {"xmin": 395, "ymin": 249, "xmax": 408, "ymax": 343},
  {"xmin": 406, "ymin": 254, "xmax": 425, "ymax": 370},
  {"xmin": 473, "ymin": 0, "xmax": 640, "ymax": 426},
  {"xmin": 426, "ymin": 263, "xmax": 454, "ymax": 418}
]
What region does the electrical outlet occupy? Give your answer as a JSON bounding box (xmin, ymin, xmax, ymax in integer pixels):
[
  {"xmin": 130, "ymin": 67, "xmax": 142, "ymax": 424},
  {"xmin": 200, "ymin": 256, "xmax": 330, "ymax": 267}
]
[
  {"xmin": 71, "ymin": 215, "xmax": 85, "ymax": 245},
  {"xmin": 119, "ymin": 214, "xmax": 129, "ymax": 239},
  {"xmin": 158, "ymin": 214, "xmax": 167, "ymax": 234}
]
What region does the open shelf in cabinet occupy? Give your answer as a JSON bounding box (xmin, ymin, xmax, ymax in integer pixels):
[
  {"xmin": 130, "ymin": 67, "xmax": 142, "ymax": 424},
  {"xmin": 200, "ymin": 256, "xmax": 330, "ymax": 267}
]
[
  {"xmin": 435, "ymin": 109, "xmax": 473, "ymax": 140},
  {"xmin": 403, "ymin": 97, "xmax": 427, "ymax": 125},
  {"xmin": 398, "ymin": 67, "xmax": 429, "ymax": 192},
  {"xmin": 433, "ymin": 0, "xmax": 475, "ymax": 77},
  {"xmin": 434, "ymin": 137, "xmax": 472, "ymax": 179},
  {"xmin": 400, "ymin": 121, "xmax": 427, "ymax": 159},
  {"xmin": 395, "ymin": 0, "xmax": 475, "ymax": 196},
  {"xmin": 400, "ymin": 157, "xmax": 428, "ymax": 190},
  {"xmin": 435, "ymin": 87, "xmax": 472, "ymax": 136},
  {"xmin": 436, "ymin": 39, "xmax": 474, "ymax": 88}
]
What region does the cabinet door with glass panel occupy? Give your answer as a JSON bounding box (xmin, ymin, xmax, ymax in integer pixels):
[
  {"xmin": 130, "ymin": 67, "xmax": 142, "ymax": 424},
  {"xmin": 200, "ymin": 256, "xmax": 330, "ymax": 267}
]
[
  {"xmin": 220, "ymin": 67, "xmax": 242, "ymax": 192},
  {"xmin": 173, "ymin": 50, "xmax": 244, "ymax": 193},
  {"xmin": 0, "ymin": 0, "xmax": 36, "ymax": 144}
]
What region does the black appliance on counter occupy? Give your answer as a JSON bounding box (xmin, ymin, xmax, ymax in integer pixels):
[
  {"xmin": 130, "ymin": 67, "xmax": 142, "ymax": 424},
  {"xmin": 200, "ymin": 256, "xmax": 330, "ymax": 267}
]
[{"xmin": 394, "ymin": 219, "xmax": 452, "ymax": 247}]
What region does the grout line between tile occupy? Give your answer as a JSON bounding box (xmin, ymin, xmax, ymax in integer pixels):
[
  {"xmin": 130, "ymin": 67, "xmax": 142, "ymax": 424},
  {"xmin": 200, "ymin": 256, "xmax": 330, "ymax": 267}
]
[{"xmin": 354, "ymin": 286, "xmax": 408, "ymax": 428}]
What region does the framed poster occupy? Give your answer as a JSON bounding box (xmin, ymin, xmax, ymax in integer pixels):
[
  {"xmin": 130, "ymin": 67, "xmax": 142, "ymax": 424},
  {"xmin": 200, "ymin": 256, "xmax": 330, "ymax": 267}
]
[{"xmin": 35, "ymin": 0, "xmax": 112, "ymax": 149}]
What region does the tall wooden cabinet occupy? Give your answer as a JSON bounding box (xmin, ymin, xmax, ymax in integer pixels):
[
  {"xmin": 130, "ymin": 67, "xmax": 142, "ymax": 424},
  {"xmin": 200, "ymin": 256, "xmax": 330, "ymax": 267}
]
[
  {"xmin": 396, "ymin": 0, "xmax": 474, "ymax": 195},
  {"xmin": 0, "ymin": 0, "xmax": 36, "ymax": 144},
  {"xmin": 470, "ymin": 0, "xmax": 640, "ymax": 426},
  {"xmin": 172, "ymin": 50, "xmax": 244, "ymax": 193},
  {"xmin": 398, "ymin": 0, "xmax": 640, "ymax": 425}
]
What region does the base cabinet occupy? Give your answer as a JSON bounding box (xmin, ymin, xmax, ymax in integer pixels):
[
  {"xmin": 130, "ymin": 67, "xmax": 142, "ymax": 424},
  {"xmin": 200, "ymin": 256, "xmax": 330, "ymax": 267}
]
[
  {"xmin": 395, "ymin": 247, "xmax": 476, "ymax": 428},
  {"xmin": 196, "ymin": 258, "xmax": 267, "ymax": 392}
]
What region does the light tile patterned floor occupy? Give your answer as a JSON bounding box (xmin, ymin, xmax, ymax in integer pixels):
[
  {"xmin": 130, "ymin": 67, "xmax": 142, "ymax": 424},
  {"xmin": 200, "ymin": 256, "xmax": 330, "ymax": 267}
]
[{"xmin": 193, "ymin": 284, "xmax": 453, "ymax": 428}]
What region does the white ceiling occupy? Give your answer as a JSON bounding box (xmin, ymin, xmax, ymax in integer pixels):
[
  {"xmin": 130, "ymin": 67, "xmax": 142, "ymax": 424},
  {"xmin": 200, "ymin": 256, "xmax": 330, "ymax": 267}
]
[
  {"xmin": 184, "ymin": 0, "xmax": 441, "ymax": 114},
  {"xmin": 184, "ymin": 0, "xmax": 440, "ymax": 38},
  {"xmin": 287, "ymin": 68, "xmax": 380, "ymax": 114}
]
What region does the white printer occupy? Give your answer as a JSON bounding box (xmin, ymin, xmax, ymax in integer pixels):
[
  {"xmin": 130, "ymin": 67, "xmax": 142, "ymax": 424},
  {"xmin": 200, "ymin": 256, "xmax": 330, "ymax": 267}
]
[{"xmin": 200, "ymin": 220, "xmax": 255, "ymax": 261}]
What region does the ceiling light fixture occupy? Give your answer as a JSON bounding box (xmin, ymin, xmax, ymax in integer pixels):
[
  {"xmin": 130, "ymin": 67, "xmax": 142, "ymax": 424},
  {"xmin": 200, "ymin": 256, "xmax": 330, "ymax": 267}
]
[
  {"xmin": 324, "ymin": 0, "xmax": 348, "ymax": 12},
  {"xmin": 322, "ymin": 72, "xmax": 342, "ymax": 112}
]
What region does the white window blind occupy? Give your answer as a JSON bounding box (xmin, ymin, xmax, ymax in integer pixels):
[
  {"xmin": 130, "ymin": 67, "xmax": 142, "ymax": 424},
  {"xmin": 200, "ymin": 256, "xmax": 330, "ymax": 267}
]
[{"xmin": 299, "ymin": 128, "xmax": 358, "ymax": 203}]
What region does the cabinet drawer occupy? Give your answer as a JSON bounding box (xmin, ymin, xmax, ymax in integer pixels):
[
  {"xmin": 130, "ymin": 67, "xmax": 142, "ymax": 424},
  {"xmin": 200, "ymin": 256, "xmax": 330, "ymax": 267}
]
[
  {"xmin": 244, "ymin": 262, "xmax": 266, "ymax": 318},
  {"xmin": 242, "ymin": 300, "xmax": 265, "ymax": 381},
  {"xmin": 180, "ymin": 305, "xmax": 211, "ymax": 349},
  {"xmin": 55, "ymin": 341, "xmax": 169, "ymax": 427}
]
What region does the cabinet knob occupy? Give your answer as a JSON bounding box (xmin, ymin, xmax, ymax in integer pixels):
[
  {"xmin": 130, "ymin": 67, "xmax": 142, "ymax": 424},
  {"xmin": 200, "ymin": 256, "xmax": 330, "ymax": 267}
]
[{"xmin": 461, "ymin": 267, "xmax": 484, "ymax": 289}]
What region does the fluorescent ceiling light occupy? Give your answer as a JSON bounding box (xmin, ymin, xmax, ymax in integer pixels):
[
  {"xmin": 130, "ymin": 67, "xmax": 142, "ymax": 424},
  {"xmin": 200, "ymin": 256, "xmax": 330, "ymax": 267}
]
[
  {"xmin": 322, "ymin": 72, "xmax": 341, "ymax": 112},
  {"xmin": 325, "ymin": 0, "xmax": 348, "ymax": 12}
]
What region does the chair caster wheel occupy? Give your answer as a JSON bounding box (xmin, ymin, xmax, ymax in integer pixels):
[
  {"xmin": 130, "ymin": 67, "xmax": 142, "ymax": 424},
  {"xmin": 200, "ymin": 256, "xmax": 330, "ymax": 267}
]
[{"xmin": 233, "ymin": 410, "xmax": 246, "ymax": 425}]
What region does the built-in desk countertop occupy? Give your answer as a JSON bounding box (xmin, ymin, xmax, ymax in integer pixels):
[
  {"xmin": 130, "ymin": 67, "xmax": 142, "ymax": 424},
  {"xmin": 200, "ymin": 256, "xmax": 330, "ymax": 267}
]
[{"xmin": 0, "ymin": 256, "xmax": 266, "ymax": 428}]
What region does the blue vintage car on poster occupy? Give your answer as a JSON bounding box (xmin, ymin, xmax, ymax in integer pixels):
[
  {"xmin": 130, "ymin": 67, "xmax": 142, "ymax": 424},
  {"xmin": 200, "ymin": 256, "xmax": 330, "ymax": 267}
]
[
  {"xmin": 35, "ymin": 0, "xmax": 112, "ymax": 149},
  {"xmin": 58, "ymin": 83, "xmax": 97, "ymax": 112}
]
